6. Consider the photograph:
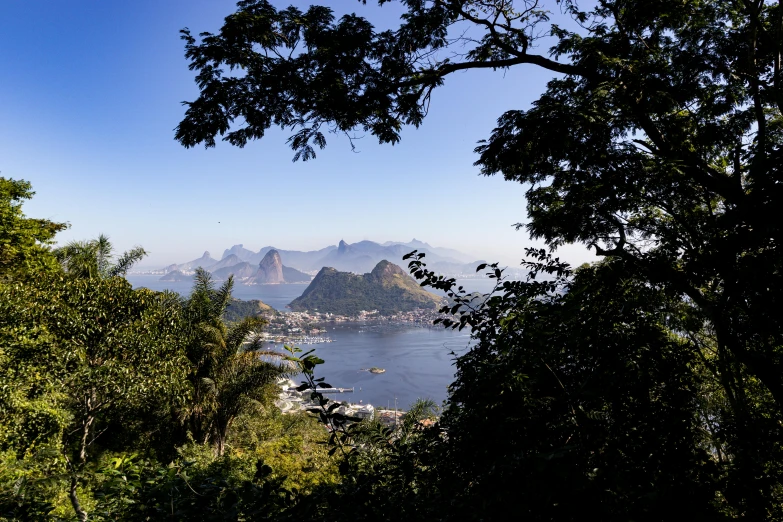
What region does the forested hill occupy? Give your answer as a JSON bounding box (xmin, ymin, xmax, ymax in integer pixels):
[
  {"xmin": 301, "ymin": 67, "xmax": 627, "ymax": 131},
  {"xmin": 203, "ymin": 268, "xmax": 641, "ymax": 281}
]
[
  {"xmin": 288, "ymin": 260, "xmax": 442, "ymax": 315},
  {"xmin": 223, "ymin": 298, "xmax": 274, "ymax": 323}
]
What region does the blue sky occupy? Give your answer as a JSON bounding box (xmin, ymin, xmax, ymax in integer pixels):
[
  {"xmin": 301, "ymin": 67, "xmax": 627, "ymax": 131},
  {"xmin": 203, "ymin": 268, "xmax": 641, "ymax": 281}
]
[{"xmin": 0, "ymin": 0, "xmax": 592, "ymax": 267}]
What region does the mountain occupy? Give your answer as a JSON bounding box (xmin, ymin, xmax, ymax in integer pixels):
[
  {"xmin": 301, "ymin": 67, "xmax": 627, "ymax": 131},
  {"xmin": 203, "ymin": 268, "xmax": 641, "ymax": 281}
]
[
  {"xmin": 160, "ymin": 270, "xmax": 193, "ymax": 282},
  {"xmin": 313, "ymin": 239, "xmax": 480, "ymax": 274},
  {"xmin": 382, "ymin": 239, "xmax": 477, "ymax": 264},
  {"xmin": 211, "ymin": 262, "xmax": 256, "ymax": 280},
  {"xmin": 163, "ymin": 240, "xmax": 495, "ymax": 278},
  {"xmin": 208, "ymin": 254, "xmax": 242, "ymax": 271},
  {"xmin": 282, "ymin": 265, "xmax": 311, "ymax": 283},
  {"xmin": 249, "ymin": 245, "xmax": 337, "ymax": 269},
  {"xmin": 316, "ymin": 240, "xmax": 376, "ymax": 273},
  {"xmin": 221, "ymin": 244, "xmax": 256, "ymax": 262},
  {"xmin": 288, "ymin": 260, "xmax": 442, "ymax": 315},
  {"xmin": 218, "ymin": 244, "xmax": 339, "ymax": 269},
  {"xmin": 178, "ymin": 251, "xmax": 218, "ymax": 271},
  {"xmin": 243, "ymin": 250, "xmax": 313, "ymax": 284},
  {"xmin": 247, "ymin": 250, "xmax": 285, "ymax": 284}
]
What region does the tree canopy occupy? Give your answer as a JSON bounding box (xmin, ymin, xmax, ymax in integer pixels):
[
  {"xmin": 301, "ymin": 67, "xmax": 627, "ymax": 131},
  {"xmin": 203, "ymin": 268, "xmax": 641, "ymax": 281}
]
[
  {"xmin": 54, "ymin": 234, "xmax": 147, "ymax": 280},
  {"xmin": 0, "ymin": 180, "xmax": 336, "ymax": 520},
  {"xmin": 176, "ymin": 0, "xmax": 783, "ymax": 420},
  {"xmin": 0, "ymin": 177, "xmax": 66, "ymax": 280},
  {"xmin": 6, "ymin": 0, "xmax": 783, "ymax": 519},
  {"xmin": 174, "ymin": 0, "xmax": 783, "ymax": 518}
]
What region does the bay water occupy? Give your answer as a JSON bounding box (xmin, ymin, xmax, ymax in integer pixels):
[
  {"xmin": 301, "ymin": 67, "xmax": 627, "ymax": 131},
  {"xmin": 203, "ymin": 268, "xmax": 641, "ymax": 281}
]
[{"xmin": 127, "ymin": 275, "xmax": 498, "ymax": 409}]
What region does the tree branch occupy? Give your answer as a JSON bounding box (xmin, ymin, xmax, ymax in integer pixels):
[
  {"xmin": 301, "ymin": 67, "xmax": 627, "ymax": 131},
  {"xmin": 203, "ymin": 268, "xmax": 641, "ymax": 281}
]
[{"xmin": 396, "ymin": 53, "xmax": 583, "ymax": 91}]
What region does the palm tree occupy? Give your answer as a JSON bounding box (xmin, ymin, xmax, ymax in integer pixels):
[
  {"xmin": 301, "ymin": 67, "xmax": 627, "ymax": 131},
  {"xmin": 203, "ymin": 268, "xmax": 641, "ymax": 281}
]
[
  {"xmin": 182, "ymin": 267, "xmax": 290, "ymax": 456},
  {"xmin": 53, "ymin": 233, "xmax": 146, "ymax": 278}
]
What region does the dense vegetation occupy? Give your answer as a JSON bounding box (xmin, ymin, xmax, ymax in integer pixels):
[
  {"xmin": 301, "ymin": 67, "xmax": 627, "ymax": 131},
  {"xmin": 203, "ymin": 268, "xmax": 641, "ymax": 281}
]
[
  {"xmin": 5, "ymin": 0, "xmax": 783, "ymax": 519},
  {"xmin": 0, "ymin": 182, "xmax": 338, "ymax": 520},
  {"xmin": 223, "ymin": 298, "xmax": 274, "ymax": 323},
  {"xmin": 289, "ymin": 260, "xmax": 442, "ymax": 315}
]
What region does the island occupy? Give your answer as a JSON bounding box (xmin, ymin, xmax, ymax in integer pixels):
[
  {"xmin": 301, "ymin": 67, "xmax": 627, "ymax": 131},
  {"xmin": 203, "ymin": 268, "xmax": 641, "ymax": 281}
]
[{"xmin": 369, "ymin": 367, "xmax": 386, "ymax": 374}]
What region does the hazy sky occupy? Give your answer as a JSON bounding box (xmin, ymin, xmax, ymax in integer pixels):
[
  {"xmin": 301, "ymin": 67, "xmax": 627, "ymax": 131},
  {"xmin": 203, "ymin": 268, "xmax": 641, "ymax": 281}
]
[{"xmin": 0, "ymin": 0, "xmax": 593, "ymax": 267}]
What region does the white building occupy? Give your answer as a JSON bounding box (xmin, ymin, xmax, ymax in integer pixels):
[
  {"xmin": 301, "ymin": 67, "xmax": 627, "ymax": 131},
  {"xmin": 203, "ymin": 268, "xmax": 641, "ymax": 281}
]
[{"xmin": 355, "ymin": 404, "xmax": 375, "ymax": 420}]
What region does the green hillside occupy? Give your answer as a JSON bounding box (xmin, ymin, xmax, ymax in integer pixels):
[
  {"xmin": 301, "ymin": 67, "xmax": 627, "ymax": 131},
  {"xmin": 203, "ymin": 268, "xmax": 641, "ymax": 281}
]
[
  {"xmin": 288, "ymin": 260, "xmax": 442, "ymax": 315},
  {"xmin": 223, "ymin": 298, "xmax": 274, "ymax": 322}
]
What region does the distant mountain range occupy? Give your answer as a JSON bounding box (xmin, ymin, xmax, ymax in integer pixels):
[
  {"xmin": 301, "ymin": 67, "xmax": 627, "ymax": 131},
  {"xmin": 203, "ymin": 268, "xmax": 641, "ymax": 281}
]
[
  {"xmin": 289, "ymin": 260, "xmax": 442, "ymax": 315},
  {"xmin": 159, "ymin": 239, "xmax": 500, "ymax": 281},
  {"xmin": 161, "ymin": 249, "xmax": 311, "ymax": 285}
]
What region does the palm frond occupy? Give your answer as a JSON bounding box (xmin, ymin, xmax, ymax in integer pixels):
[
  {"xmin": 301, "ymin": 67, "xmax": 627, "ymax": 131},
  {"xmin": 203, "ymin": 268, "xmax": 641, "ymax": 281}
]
[
  {"xmin": 54, "ymin": 240, "xmax": 99, "ymax": 278},
  {"xmin": 211, "ymin": 276, "xmax": 235, "ymax": 318},
  {"xmin": 109, "ymin": 246, "xmax": 147, "ymax": 277},
  {"xmin": 225, "ymin": 316, "xmax": 265, "ymax": 351},
  {"xmin": 95, "ymin": 234, "xmax": 113, "ymax": 276},
  {"xmin": 193, "ymin": 267, "xmax": 214, "ymax": 295},
  {"xmin": 158, "ymin": 289, "xmax": 185, "ymax": 309},
  {"xmin": 199, "ymin": 377, "xmax": 217, "ymax": 396},
  {"xmin": 400, "ymin": 398, "xmax": 439, "ymax": 432}
]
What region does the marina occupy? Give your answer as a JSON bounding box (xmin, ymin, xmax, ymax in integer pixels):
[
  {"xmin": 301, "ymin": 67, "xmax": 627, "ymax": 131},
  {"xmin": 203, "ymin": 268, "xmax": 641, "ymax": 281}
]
[{"xmin": 288, "ymin": 336, "xmax": 334, "ymax": 344}]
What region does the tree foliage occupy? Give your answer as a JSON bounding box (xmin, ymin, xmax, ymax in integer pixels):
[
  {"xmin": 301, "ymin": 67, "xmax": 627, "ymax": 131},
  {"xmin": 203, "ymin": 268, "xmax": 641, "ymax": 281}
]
[
  {"xmin": 177, "ymin": 268, "xmax": 293, "ymax": 457},
  {"xmin": 54, "ymin": 234, "xmax": 147, "ymax": 279},
  {"xmin": 177, "ymin": 0, "xmax": 783, "ymax": 409},
  {"xmin": 1, "ymin": 273, "xmax": 190, "ymax": 520},
  {"xmin": 0, "ymin": 177, "xmax": 66, "ymax": 281},
  {"xmin": 173, "ymin": 0, "xmax": 783, "ymax": 518},
  {"xmin": 0, "ymin": 181, "xmax": 328, "ymax": 520}
]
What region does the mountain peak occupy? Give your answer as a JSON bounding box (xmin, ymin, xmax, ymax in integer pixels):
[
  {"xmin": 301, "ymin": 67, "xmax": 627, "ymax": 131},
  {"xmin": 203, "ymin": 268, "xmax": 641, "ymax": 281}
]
[
  {"xmin": 289, "ymin": 261, "xmax": 440, "ymax": 314},
  {"xmin": 202, "ymin": 251, "xmax": 211, "ymax": 258},
  {"xmin": 248, "ymin": 249, "xmax": 284, "ymax": 284},
  {"xmin": 370, "ymin": 259, "xmax": 406, "ymax": 280},
  {"xmin": 337, "ymin": 240, "xmax": 350, "ymax": 254},
  {"xmin": 259, "ymin": 249, "xmax": 282, "ymax": 267}
]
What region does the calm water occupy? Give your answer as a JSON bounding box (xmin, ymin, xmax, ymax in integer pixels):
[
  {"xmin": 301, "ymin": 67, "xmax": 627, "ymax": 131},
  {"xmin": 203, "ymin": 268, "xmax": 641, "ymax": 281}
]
[
  {"xmin": 126, "ymin": 274, "xmax": 497, "ymax": 408},
  {"xmin": 270, "ymin": 325, "xmax": 472, "ymax": 409}
]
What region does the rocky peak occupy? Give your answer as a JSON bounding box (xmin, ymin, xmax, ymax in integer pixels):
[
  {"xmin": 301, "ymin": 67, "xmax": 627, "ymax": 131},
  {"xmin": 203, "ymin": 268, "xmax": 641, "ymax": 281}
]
[
  {"xmin": 201, "ymin": 251, "xmax": 211, "ymax": 259},
  {"xmin": 369, "ymin": 260, "xmax": 406, "ymax": 281},
  {"xmin": 337, "ymin": 240, "xmax": 350, "ymax": 254},
  {"xmin": 251, "ymin": 249, "xmax": 284, "ymax": 284},
  {"xmin": 259, "ymin": 249, "xmax": 282, "ymax": 268},
  {"xmin": 289, "ymin": 260, "xmax": 441, "ymax": 314}
]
